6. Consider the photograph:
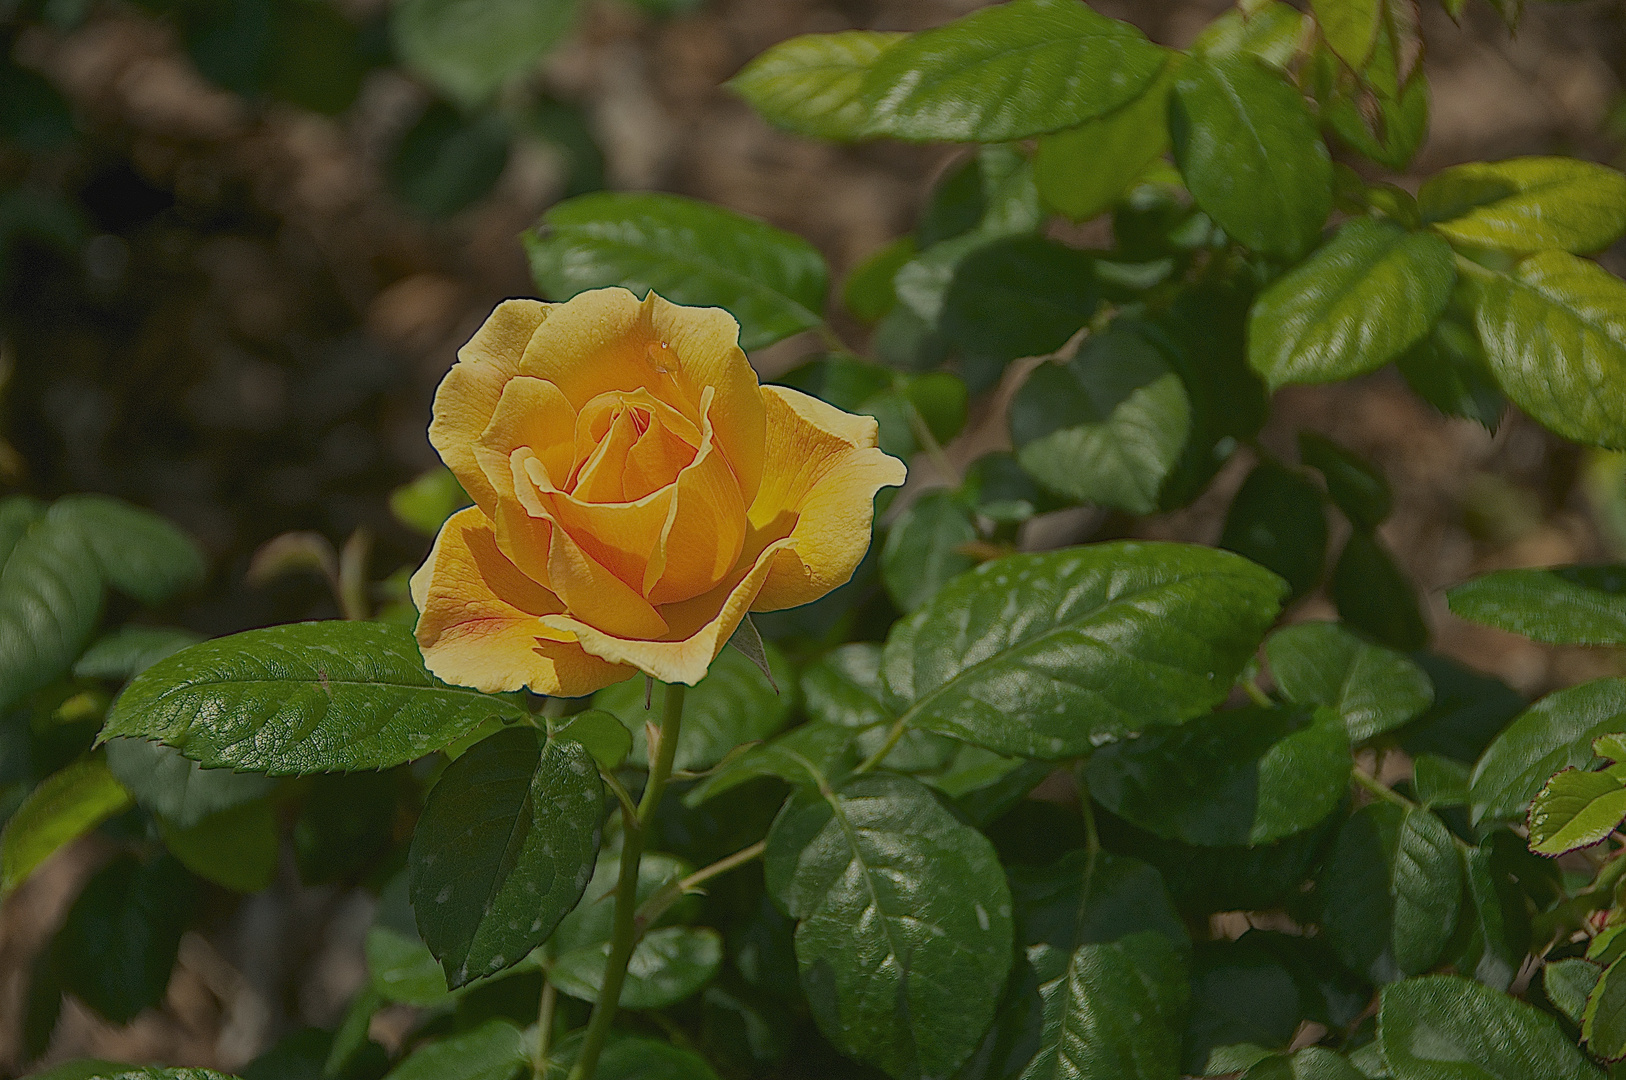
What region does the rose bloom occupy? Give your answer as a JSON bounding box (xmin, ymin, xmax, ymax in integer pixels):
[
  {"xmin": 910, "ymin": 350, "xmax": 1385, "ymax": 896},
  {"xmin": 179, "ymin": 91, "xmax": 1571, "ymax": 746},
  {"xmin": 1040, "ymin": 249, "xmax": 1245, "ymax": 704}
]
[{"xmin": 410, "ymin": 287, "xmax": 907, "ymax": 694}]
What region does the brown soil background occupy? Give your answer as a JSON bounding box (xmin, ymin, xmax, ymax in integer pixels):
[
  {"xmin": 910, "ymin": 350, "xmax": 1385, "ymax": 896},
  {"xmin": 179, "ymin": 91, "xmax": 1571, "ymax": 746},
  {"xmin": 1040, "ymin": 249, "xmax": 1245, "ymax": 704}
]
[{"xmin": 3, "ymin": 0, "xmax": 1626, "ymax": 1072}]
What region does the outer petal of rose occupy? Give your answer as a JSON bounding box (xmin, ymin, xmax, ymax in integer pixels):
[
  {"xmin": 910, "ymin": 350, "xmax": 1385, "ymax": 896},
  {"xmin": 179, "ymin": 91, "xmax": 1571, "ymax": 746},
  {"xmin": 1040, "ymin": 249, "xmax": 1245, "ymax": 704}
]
[
  {"xmin": 411, "ymin": 507, "xmax": 632, "ymax": 696},
  {"xmin": 516, "ymin": 288, "xmax": 766, "ymax": 504},
  {"xmin": 747, "ymin": 385, "xmax": 908, "ymax": 612},
  {"xmin": 470, "ymin": 378, "xmax": 575, "ymax": 586},
  {"xmin": 428, "ymin": 299, "xmax": 551, "ymax": 514},
  {"xmin": 544, "ymin": 538, "xmax": 794, "ymax": 686}
]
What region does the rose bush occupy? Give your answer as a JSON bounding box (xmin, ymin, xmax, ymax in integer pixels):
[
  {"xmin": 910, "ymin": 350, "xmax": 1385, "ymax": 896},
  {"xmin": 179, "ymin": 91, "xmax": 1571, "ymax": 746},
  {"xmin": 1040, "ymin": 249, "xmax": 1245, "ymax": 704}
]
[{"xmin": 409, "ymin": 287, "xmax": 906, "ymax": 693}]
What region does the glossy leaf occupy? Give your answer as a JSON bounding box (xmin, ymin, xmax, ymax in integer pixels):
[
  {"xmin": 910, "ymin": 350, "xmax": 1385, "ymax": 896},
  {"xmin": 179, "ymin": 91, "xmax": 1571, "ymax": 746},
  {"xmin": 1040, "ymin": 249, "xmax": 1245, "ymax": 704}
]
[
  {"xmin": 381, "ymin": 1019, "xmax": 528, "ymax": 1080},
  {"xmin": 1449, "ymin": 833, "xmax": 1531, "ymax": 992},
  {"xmin": 525, "ymin": 192, "xmax": 828, "ymax": 351},
  {"xmin": 1265, "ymin": 621, "xmax": 1433, "ymax": 742},
  {"xmin": 1170, "ymin": 53, "xmax": 1333, "ymax": 260},
  {"xmin": 0, "ymin": 500, "xmax": 103, "ymax": 710},
  {"xmin": 1298, "ymin": 432, "xmax": 1393, "ymax": 529},
  {"xmin": 1379, "ymin": 974, "xmax": 1602, "ymax": 1080},
  {"xmin": 1397, "ymin": 315, "xmax": 1506, "ymax": 430},
  {"xmin": 1034, "ymin": 64, "xmax": 1176, "ymax": 222},
  {"xmin": 1544, "ymin": 958, "xmax": 1600, "ymax": 1026},
  {"xmin": 390, "ymin": 0, "xmax": 578, "ymax": 107},
  {"xmin": 1448, "ymin": 565, "xmax": 1626, "ymax": 646},
  {"xmin": 51, "ymin": 495, "xmax": 207, "ymax": 606},
  {"xmin": 549, "ymin": 847, "xmax": 691, "ymax": 957},
  {"xmin": 1192, "ymin": 3, "xmax": 1309, "ymax": 70},
  {"xmin": 1012, "ymin": 326, "xmax": 1191, "ymax": 515},
  {"xmin": 918, "ymin": 145, "xmax": 1042, "ymax": 248},
  {"xmin": 550, "ymin": 709, "xmax": 632, "ymax": 770},
  {"xmin": 409, "ymin": 728, "xmax": 601, "ymax": 987},
  {"xmin": 1470, "ymin": 678, "xmax": 1626, "ymax": 824},
  {"xmin": 1333, "ymin": 530, "xmax": 1428, "ymax": 651},
  {"xmin": 101, "ymin": 621, "xmax": 524, "ymax": 774},
  {"xmin": 1087, "ymin": 704, "xmax": 1350, "ymax": 846},
  {"xmin": 55, "ymin": 854, "xmax": 193, "ymax": 1024},
  {"xmin": 1527, "ymin": 763, "xmax": 1626, "ymax": 856},
  {"xmin": 74, "ymin": 627, "xmax": 204, "ymax": 682},
  {"xmin": 595, "ymin": 643, "xmax": 792, "ymax": 771},
  {"xmin": 881, "ymin": 489, "xmax": 978, "ymax": 614},
  {"xmin": 0, "ymin": 757, "xmax": 132, "ymax": 897},
  {"xmin": 765, "ymin": 772, "xmax": 1012, "ymax": 1079},
  {"xmin": 728, "ymin": 31, "xmax": 907, "ymax": 140},
  {"xmin": 551, "ymin": 925, "xmax": 723, "ymax": 1008},
  {"xmin": 1467, "ymin": 251, "xmax": 1626, "ymax": 450},
  {"xmin": 1312, "ymin": 0, "xmax": 1381, "ymax": 67},
  {"xmin": 1584, "ymin": 956, "xmax": 1626, "ymax": 1061},
  {"xmin": 1421, "ymin": 156, "xmax": 1626, "ymax": 255},
  {"xmin": 939, "ymin": 237, "xmax": 1101, "ymax": 370},
  {"xmin": 800, "ymin": 643, "xmax": 894, "ymax": 730},
  {"xmin": 549, "ymin": 1034, "xmax": 722, "ymax": 1080},
  {"xmin": 856, "ymin": 0, "xmax": 1169, "ymax": 142},
  {"xmin": 1219, "ymin": 462, "xmax": 1328, "ymax": 602},
  {"xmin": 1321, "ymin": 804, "xmax": 1461, "ymax": 983},
  {"xmin": 104, "ymin": 737, "xmax": 273, "ymax": 830},
  {"xmin": 1248, "ymin": 219, "xmax": 1455, "ymax": 388},
  {"xmin": 883, "ymin": 543, "xmax": 1285, "ymax": 758}
]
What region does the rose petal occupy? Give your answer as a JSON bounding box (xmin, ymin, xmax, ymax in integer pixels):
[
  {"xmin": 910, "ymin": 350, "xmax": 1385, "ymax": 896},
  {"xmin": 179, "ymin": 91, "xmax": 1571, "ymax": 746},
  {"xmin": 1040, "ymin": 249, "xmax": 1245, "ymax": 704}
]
[
  {"xmin": 541, "ymin": 503, "xmax": 671, "ymax": 640},
  {"xmin": 747, "ymin": 385, "xmax": 908, "ymax": 612},
  {"xmin": 429, "ymin": 299, "xmax": 551, "ymax": 514},
  {"xmin": 516, "ymin": 288, "xmax": 766, "ymax": 504},
  {"xmin": 545, "ymin": 538, "xmax": 795, "ymax": 686},
  {"xmin": 411, "ymin": 507, "xmax": 633, "ymax": 696}
]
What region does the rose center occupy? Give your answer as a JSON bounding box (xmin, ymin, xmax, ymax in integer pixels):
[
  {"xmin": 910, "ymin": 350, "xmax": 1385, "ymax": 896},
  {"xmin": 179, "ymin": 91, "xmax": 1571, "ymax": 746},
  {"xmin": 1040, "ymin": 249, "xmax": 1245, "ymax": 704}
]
[{"xmin": 567, "ymin": 390, "xmax": 701, "ymax": 505}]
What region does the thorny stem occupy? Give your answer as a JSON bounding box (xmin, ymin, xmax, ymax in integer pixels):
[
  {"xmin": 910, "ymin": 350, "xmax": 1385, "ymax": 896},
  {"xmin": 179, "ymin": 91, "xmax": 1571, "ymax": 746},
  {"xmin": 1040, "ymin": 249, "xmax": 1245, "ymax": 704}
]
[
  {"xmin": 567, "ymin": 683, "xmax": 687, "ymax": 1080},
  {"xmin": 633, "ymin": 840, "xmax": 767, "ymax": 934}
]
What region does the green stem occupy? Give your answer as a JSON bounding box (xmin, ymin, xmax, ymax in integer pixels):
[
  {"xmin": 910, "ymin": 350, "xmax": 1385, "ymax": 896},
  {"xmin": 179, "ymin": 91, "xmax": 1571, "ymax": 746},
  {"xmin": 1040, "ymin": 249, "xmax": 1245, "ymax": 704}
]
[
  {"xmin": 1350, "ymin": 766, "xmax": 1415, "ymax": 809},
  {"xmin": 854, "ymin": 717, "xmax": 907, "ymax": 774},
  {"xmin": 633, "ymin": 839, "xmax": 766, "ymax": 934},
  {"xmin": 567, "ymin": 683, "xmax": 686, "ymax": 1080},
  {"xmin": 533, "ymin": 976, "xmax": 557, "ymax": 1080}
]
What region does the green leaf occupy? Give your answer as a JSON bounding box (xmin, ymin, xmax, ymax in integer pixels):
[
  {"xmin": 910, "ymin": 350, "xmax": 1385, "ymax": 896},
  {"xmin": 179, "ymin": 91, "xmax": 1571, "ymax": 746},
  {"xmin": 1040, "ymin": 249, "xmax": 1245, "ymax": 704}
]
[
  {"xmin": 1171, "ymin": 53, "xmax": 1333, "ymax": 260},
  {"xmin": 1087, "ymin": 704, "xmax": 1351, "ymax": 846},
  {"xmin": 1321, "ymin": 805, "xmax": 1462, "ymax": 983},
  {"xmin": 1448, "ymin": 565, "xmax": 1626, "ymax": 646},
  {"xmin": 0, "ymin": 757, "xmax": 132, "ymax": 897},
  {"xmin": 595, "ymin": 644, "xmax": 792, "ymax": 771},
  {"xmin": 800, "ymin": 644, "xmax": 894, "ymax": 730},
  {"xmin": 1312, "ymin": 0, "xmax": 1382, "ymax": 67},
  {"xmin": 1398, "ymin": 654, "xmax": 1524, "ymax": 765},
  {"xmin": 104, "ymin": 737, "xmax": 274, "ymax": 830},
  {"xmin": 548, "ymin": 846, "xmax": 692, "ymax": 958},
  {"xmin": 1011, "ymin": 326, "xmax": 1191, "ymax": 515},
  {"xmin": 939, "ymin": 237, "xmax": 1102, "ymax": 374},
  {"xmin": 367, "ymin": 925, "xmax": 448, "ymax": 1006},
  {"xmin": 409, "ymin": 728, "xmax": 601, "ymax": 987},
  {"xmin": 1298, "ymin": 432, "xmax": 1393, "ymax": 529},
  {"xmin": 525, "ymin": 192, "xmax": 828, "ymax": 352},
  {"xmin": 159, "ymin": 799, "xmax": 278, "ymax": 893},
  {"xmin": 549, "ymin": 1034, "xmax": 722, "ymax": 1080},
  {"xmin": 1247, "ymin": 219, "xmax": 1455, "ymax": 388},
  {"xmin": 728, "ymin": 31, "xmax": 907, "ymax": 140},
  {"xmin": 1421, "ymin": 156, "xmax": 1626, "ymax": 255},
  {"xmin": 1183, "ymin": 937, "xmax": 1309, "ymax": 1073},
  {"xmin": 1265, "ymin": 621, "xmax": 1433, "ymax": 742},
  {"xmin": 1528, "ymin": 765, "xmax": 1626, "ymax": 856},
  {"xmin": 883, "ymin": 542, "xmax": 1286, "ymax": 759},
  {"xmin": 551, "ymin": 925, "xmax": 723, "ymax": 1009},
  {"xmin": 1243, "ymin": 1048, "xmax": 1368, "ymax": 1080},
  {"xmin": 1379, "ymin": 974, "xmax": 1602, "ymax": 1080},
  {"xmin": 52, "ymin": 495, "xmax": 207, "ymax": 606},
  {"xmin": 389, "ymin": 102, "xmax": 512, "ymax": 219},
  {"xmin": 0, "ymin": 500, "xmax": 103, "ymax": 710},
  {"xmin": 1466, "ymin": 251, "xmax": 1626, "ymax": 450},
  {"xmin": 1470, "ymin": 678, "xmax": 1626, "ymax": 824},
  {"xmin": 1192, "ymin": 3, "xmax": 1309, "ymax": 70},
  {"xmin": 101, "ymin": 621, "xmax": 524, "ymax": 774},
  {"xmin": 37, "ymin": 1069, "xmax": 236, "ymax": 1080},
  {"xmin": 1332, "ymin": 530, "xmax": 1428, "ymax": 651},
  {"xmin": 1034, "ymin": 64, "xmax": 1177, "ymax": 222},
  {"xmin": 54, "ymin": 854, "xmax": 193, "ymax": 1024},
  {"xmin": 1544, "ymin": 958, "xmax": 1600, "ymax": 1025},
  {"xmin": 881, "ymin": 489, "xmax": 978, "ymax": 614},
  {"xmin": 381, "ymin": 1019, "xmax": 528, "ymax": 1080},
  {"xmin": 390, "ymin": 0, "xmax": 578, "ymax": 107},
  {"xmin": 74, "ymin": 627, "xmax": 204, "ymax": 682},
  {"xmin": 1413, "ymin": 754, "xmax": 1470, "ymax": 807},
  {"xmin": 1447, "ymin": 834, "xmax": 1531, "ymax": 993},
  {"xmin": 855, "ymin": 0, "xmax": 1169, "ymax": 142},
  {"xmin": 764, "ymin": 772, "xmax": 1012, "ymax": 1079},
  {"xmin": 918, "ymin": 145, "xmax": 1043, "ymax": 249},
  {"xmin": 843, "ymin": 235, "xmax": 916, "ymax": 323},
  {"xmin": 1219, "ymin": 462, "xmax": 1328, "ymax": 602},
  {"xmin": 1397, "ymin": 315, "xmax": 1506, "ymax": 430},
  {"xmin": 550, "ymin": 709, "xmax": 632, "ymax": 770}
]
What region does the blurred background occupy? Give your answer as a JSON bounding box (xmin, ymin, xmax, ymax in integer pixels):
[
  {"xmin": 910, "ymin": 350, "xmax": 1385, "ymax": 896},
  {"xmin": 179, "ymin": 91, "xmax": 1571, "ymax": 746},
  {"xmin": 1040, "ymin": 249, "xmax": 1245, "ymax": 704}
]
[{"xmin": 2, "ymin": 0, "xmax": 1626, "ymax": 1071}]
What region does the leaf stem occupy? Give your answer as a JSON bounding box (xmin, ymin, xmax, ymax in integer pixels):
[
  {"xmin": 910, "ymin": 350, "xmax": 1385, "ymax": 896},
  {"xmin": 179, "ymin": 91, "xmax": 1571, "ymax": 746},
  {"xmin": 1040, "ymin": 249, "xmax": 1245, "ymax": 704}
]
[
  {"xmin": 854, "ymin": 717, "xmax": 908, "ymax": 774},
  {"xmin": 1350, "ymin": 765, "xmax": 1415, "ymax": 809},
  {"xmin": 567, "ymin": 683, "xmax": 686, "ymax": 1080},
  {"xmin": 633, "ymin": 839, "xmax": 767, "ymax": 934},
  {"xmin": 532, "ymin": 976, "xmax": 557, "ymax": 1080}
]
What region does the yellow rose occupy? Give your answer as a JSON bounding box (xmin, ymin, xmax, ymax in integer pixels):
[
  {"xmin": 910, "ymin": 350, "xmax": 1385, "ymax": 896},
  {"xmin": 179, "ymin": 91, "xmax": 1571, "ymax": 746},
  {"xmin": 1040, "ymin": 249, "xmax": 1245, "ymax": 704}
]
[{"xmin": 410, "ymin": 287, "xmax": 907, "ymax": 694}]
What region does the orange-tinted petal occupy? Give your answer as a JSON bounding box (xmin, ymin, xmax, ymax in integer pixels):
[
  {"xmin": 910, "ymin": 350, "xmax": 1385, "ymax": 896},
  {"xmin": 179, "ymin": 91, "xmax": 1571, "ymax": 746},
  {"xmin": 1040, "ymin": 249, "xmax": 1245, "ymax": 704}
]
[
  {"xmin": 411, "ymin": 507, "xmax": 632, "ymax": 696},
  {"xmin": 541, "ymin": 507, "xmax": 670, "ymax": 640},
  {"xmin": 429, "ymin": 299, "xmax": 551, "ymax": 514},
  {"xmin": 545, "ymin": 538, "xmax": 794, "ymax": 686},
  {"xmin": 517, "ymin": 288, "xmax": 766, "ymax": 503},
  {"xmin": 748, "ymin": 385, "xmax": 908, "ymax": 612},
  {"xmin": 571, "ymin": 406, "xmax": 641, "ymax": 504},
  {"xmin": 642, "ymin": 392, "xmax": 747, "ymax": 605},
  {"xmin": 473, "ymin": 376, "xmax": 576, "ymax": 496},
  {"xmin": 623, "ymin": 409, "xmax": 701, "ymax": 501}
]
